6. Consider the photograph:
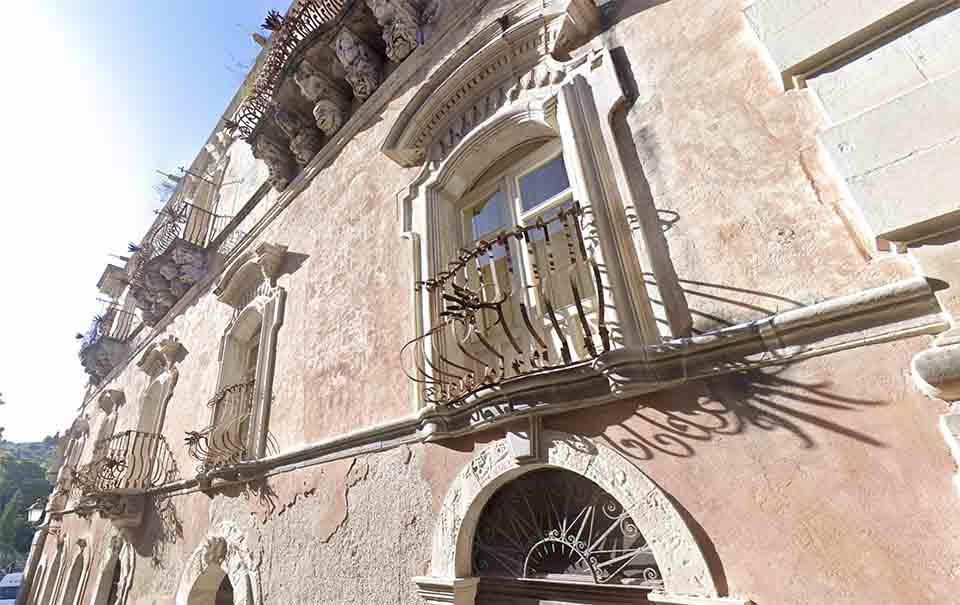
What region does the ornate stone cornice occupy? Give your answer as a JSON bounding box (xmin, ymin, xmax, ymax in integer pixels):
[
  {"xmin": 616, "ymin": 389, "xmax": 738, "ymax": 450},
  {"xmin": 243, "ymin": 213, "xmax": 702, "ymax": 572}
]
[
  {"xmin": 215, "ymin": 242, "xmax": 289, "ymax": 309},
  {"xmin": 381, "ymin": 0, "xmax": 601, "ymax": 167}
]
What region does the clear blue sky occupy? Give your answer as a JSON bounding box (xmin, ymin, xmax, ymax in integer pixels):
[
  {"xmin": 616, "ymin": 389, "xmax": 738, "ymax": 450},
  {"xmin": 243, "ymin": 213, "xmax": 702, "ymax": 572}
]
[{"xmin": 0, "ymin": 1, "xmax": 278, "ymax": 442}]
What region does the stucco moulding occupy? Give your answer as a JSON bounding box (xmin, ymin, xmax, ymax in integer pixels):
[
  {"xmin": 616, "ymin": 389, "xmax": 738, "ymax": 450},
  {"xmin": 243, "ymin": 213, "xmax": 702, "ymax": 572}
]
[
  {"xmin": 137, "ymin": 335, "xmax": 186, "ymax": 378},
  {"xmin": 381, "ymin": 0, "xmax": 601, "ymax": 167},
  {"xmin": 215, "ymin": 242, "xmax": 288, "ymax": 308}
]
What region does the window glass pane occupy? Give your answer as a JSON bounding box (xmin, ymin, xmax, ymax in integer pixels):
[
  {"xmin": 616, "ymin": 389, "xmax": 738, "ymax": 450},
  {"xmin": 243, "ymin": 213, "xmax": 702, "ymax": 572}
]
[
  {"xmin": 519, "ymin": 155, "xmax": 570, "ymax": 212},
  {"xmin": 471, "ymin": 189, "xmax": 508, "ymax": 240}
]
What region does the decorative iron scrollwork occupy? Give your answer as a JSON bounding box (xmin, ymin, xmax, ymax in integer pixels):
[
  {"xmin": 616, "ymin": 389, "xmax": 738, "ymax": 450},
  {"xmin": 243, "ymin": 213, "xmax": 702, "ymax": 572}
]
[
  {"xmin": 473, "ymin": 468, "xmax": 662, "ymax": 587},
  {"xmin": 186, "ymin": 379, "xmax": 256, "ymax": 473},
  {"xmin": 402, "ymin": 201, "xmax": 609, "ymax": 407}
]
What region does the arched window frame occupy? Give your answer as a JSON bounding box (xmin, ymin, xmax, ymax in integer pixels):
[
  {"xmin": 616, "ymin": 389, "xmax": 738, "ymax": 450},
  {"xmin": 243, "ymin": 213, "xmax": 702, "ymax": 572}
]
[
  {"xmin": 385, "ymin": 0, "xmax": 661, "ymax": 410},
  {"xmin": 128, "ymin": 335, "xmax": 186, "ymax": 455},
  {"xmin": 211, "ymin": 242, "xmax": 287, "ymax": 461}
]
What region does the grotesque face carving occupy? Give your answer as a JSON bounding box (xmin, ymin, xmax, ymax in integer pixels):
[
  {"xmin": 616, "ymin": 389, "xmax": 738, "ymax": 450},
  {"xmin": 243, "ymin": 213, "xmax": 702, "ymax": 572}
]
[
  {"xmin": 273, "ymin": 110, "xmax": 310, "ymax": 140},
  {"xmin": 295, "ymin": 61, "xmax": 329, "ymax": 102},
  {"xmin": 333, "ymin": 29, "xmax": 382, "ymax": 101},
  {"xmin": 313, "ymin": 99, "xmax": 345, "ymax": 136}
]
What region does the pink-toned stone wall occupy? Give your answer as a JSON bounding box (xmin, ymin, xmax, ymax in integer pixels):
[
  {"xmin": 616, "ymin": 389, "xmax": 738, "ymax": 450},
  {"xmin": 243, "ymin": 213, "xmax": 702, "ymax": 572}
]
[{"xmin": 37, "ymin": 2, "xmax": 960, "ymax": 605}]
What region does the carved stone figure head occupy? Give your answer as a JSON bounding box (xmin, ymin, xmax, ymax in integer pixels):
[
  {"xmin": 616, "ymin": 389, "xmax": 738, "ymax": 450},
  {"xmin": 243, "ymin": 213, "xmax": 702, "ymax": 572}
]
[
  {"xmin": 313, "ymin": 99, "xmax": 345, "ymax": 135},
  {"xmin": 273, "ymin": 109, "xmax": 310, "ymax": 140}
]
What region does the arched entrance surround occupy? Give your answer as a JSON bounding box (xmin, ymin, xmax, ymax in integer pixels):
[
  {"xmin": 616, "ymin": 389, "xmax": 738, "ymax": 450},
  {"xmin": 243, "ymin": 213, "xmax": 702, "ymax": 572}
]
[
  {"xmin": 174, "ymin": 528, "xmax": 259, "ymax": 605},
  {"xmin": 417, "ymin": 431, "xmax": 722, "ymax": 603},
  {"xmin": 88, "ymin": 535, "xmax": 136, "ymax": 605}
]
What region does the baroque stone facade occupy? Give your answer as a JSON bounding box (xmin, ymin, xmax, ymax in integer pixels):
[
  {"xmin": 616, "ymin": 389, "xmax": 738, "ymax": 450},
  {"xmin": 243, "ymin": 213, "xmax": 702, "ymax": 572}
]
[{"xmin": 29, "ymin": 1, "xmax": 960, "ymax": 605}]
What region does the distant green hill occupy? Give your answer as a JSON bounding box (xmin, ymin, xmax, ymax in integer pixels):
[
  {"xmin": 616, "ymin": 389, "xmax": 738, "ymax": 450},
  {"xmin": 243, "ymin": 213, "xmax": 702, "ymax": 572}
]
[
  {"xmin": 0, "ymin": 439, "xmax": 55, "ymax": 566},
  {"xmin": 0, "ymin": 437, "xmax": 57, "ymax": 469}
]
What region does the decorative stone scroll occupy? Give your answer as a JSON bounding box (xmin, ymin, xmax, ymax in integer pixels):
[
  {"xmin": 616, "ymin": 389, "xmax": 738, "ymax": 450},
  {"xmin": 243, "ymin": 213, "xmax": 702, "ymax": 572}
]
[
  {"xmin": 294, "ymin": 59, "xmax": 352, "ymax": 136},
  {"xmin": 367, "ymin": 0, "xmax": 420, "ymax": 62},
  {"xmin": 333, "ymin": 28, "xmax": 383, "ymax": 101},
  {"xmin": 215, "ymin": 242, "xmax": 288, "ymax": 309},
  {"xmin": 253, "ymin": 134, "xmax": 297, "ymax": 191},
  {"xmin": 274, "ymin": 108, "xmax": 324, "ymax": 166},
  {"xmin": 137, "ymin": 335, "xmax": 186, "ymax": 379}
]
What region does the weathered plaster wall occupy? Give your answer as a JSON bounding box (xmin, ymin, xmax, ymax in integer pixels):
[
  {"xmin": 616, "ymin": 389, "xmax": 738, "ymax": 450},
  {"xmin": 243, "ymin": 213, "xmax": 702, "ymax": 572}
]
[
  {"xmin": 38, "ymin": 445, "xmax": 434, "ymax": 605},
  {"xmin": 419, "ymin": 337, "xmax": 960, "ymax": 604},
  {"xmin": 46, "ymin": 1, "xmax": 960, "ymax": 605}
]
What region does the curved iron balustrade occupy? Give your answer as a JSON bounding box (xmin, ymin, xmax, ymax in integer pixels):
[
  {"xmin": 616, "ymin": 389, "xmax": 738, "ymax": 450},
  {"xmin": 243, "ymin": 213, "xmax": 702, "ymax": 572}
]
[
  {"xmin": 77, "ymin": 307, "xmax": 142, "ymax": 359},
  {"xmin": 236, "ymin": 0, "xmax": 349, "ymax": 140},
  {"xmin": 74, "ymin": 430, "xmax": 179, "ymax": 495},
  {"xmin": 185, "ymin": 379, "xmax": 256, "ymax": 473},
  {"xmin": 129, "ymin": 200, "xmax": 233, "ymax": 287},
  {"xmin": 401, "ymin": 201, "xmax": 610, "ymax": 407}
]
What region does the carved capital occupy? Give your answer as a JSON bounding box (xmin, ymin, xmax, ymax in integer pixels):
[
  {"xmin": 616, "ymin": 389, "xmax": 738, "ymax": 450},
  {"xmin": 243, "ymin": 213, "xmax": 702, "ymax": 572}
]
[
  {"xmin": 367, "ymin": 0, "xmax": 420, "ymax": 62},
  {"xmin": 333, "ymin": 29, "xmax": 383, "ymax": 102},
  {"xmin": 253, "ymin": 134, "xmax": 298, "ymax": 191}
]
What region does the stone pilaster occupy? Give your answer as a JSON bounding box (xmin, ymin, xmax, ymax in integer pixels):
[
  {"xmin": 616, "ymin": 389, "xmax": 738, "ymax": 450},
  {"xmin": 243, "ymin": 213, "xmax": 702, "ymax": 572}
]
[{"xmin": 333, "ymin": 28, "xmax": 383, "ymax": 101}]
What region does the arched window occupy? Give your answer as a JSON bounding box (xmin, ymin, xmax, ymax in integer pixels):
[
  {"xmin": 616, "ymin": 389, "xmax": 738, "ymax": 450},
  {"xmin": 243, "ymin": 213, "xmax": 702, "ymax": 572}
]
[{"xmin": 472, "ymin": 468, "xmax": 661, "ymax": 601}]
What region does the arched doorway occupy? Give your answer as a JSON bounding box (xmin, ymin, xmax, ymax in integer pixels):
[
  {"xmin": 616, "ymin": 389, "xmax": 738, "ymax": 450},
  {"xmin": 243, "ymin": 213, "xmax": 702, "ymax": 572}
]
[
  {"xmin": 29, "ymin": 563, "xmax": 45, "ymax": 605},
  {"xmin": 38, "ymin": 547, "xmax": 63, "ymax": 605},
  {"xmin": 472, "ymin": 468, "xmax": 660, "ymax": 604},
  {"xmin": 91, "ymin": 558, "xmax": 121, "ymax": 605},
  {"xmin": 174, "ymin": 531, "xmax": 259, "ymax": 605},
  {"xmin": 57, "ymin": 553, "xmax": 83, "ymax": 605},
  {"xmin": 187, "ymin": 566, "xmax": 235, "ymax": 605},
  {"xmin": 419, "ymin": 432, "xmax": 722, "ymax": 604}
]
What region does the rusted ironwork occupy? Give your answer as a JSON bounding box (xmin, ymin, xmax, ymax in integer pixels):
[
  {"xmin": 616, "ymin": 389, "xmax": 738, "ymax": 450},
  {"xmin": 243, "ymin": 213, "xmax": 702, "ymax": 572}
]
[
  {"xmin": 74, "ymin": 431, "xmax": 179, "ymax": 494},
  {"xmin": 77, "ymin": 307, "xmax": 142, "ymax": 359},
  {"xmin": 185, "ymin": 379, "xmax": 256, "ymax": 472},
  {"xmin": 236, "ymin": 0, "xmax": 349, "ymax": 140},
  {"xmin": 402, "ymin": 201, "xmax": 609, "ymax": 407}
]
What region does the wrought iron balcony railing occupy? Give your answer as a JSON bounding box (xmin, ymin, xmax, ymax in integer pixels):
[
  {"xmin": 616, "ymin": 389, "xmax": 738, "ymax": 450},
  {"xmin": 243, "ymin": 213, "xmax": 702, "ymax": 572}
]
[
  {"xmin": 130, "ymin": 200, "xmax": 233, "ymax": 286},
  {"xmin": 185, "ymin": 379, "xmax": 256, "ymax": 472},
  {"xmin": 403, "ymin": 201, "xmax": 610, "ymax": 407},
  {"xmin": 74, "ymin": 431, "xmax": 179, "ymax": 495},
  {"xmin": 78, "ymin": 307, "xmax": 145, "ymax": 382}
]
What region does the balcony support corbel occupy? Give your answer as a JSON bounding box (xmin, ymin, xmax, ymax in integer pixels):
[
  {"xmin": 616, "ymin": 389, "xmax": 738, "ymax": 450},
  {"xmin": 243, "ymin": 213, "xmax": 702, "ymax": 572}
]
[
  {"xmin": 367, "ymin": 0, "xmax": 420, "ymax": 62},
  {"xmin": 333, "ymin": 28, "xmax": 383, "ymax": 101},
  {"xmin": 294, "ymin": 59, "xmax": 353, "ymax": 136}
]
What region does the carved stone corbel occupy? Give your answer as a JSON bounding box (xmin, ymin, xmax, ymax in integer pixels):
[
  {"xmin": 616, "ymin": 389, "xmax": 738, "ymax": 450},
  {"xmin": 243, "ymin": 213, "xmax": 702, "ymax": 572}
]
[
  {"xmin": 294, "ymin": 60, "xmax": 352, "ymax": 136},
  {"xmin": 367, "ymin": 0, "xmax": 420, "ymax": 62},
  {"xmin": 333, "ymin": 28, "xmax": 383, "ymax": 102},
  {"xmin": 253, "ymin": 134, "xmax": 297, "ymax": 191},
  {"xmin": 138, "ymin": 335, "xmax": 185, "ymax": 379},
  {"xmin": 274, "ymin": 108, "xmax": 324, "ymax": 166}
]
